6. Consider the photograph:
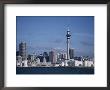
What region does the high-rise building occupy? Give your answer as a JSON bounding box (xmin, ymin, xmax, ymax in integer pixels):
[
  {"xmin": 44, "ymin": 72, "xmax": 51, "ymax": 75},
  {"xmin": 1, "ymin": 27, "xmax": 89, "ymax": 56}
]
[
  {"xmin": 19, "ymin": 42, "xmax": 27, "ymax": 60},
  {"xmin": 57, "ymin": 53, "xmax": 60, "ymax": 59},
  {"xmin": 43, "ymin": 52, "xmax": 48, "ymax": 57},
  {"xmin": 49, "ymin": 51, "xmax": 57, "ymax": 64},
  {"xmin": 64, "ymin": 53, "xmax": 67, "ymax": 59},
  {"xmin": 58, "ymin": 53, "xmax": 62, "ymax": 59},
  {"xmin": 69, "ymin": 48, "xmax": 74, "ymax": 59}
]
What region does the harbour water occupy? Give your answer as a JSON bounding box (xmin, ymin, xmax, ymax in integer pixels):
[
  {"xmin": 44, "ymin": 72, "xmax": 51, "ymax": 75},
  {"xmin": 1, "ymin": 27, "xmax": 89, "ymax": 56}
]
[{"xmin": 16, "ymin": 67, "xmax": 94, "ymax": 74}]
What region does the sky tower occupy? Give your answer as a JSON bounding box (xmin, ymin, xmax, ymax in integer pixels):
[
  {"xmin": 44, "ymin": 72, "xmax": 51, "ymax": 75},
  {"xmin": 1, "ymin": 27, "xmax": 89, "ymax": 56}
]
[{"xmin": 66, "ymin": 27, "xmax": 71, "ymax": 60}]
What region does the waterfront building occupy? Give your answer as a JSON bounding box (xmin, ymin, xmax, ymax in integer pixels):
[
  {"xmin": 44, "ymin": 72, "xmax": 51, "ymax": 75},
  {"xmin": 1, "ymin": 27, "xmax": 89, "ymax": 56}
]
[
  {"xmin": 74, "ymin": 60, "xmax": 83, "ymax": 67},
  {"xmin": 42, "ymin": 57, "xmax": 47, "ymax": 65},
  {"xmin": 16, "ymin": 55, "xmax": 22, "ymax": 67},
  {"xmin": 84, "ymin": 60, "xmax": 94, "ymax": 67},
  {"xmin": 67, "ymin": 59, "xmax": 75, "ymax": 67},
  {"xmin": 36, "ymin": 58, "xmax": 40, "ymax": 65},
  {"xmin": 22, "ymin": 59, "xmax": 28, "ymax": 67}
]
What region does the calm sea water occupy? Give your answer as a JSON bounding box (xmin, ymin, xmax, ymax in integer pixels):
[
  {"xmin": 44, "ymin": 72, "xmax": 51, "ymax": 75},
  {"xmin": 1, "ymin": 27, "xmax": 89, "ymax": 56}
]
[{"xmin": 16, "ymin": 67, "xmax": 94, "ymax": 74}]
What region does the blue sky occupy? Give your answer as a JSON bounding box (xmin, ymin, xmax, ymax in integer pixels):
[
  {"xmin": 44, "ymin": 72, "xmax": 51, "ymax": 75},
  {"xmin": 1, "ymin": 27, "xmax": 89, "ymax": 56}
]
[{"xmin": 16, "ymin": 16, "xmax": 94, "ymax": 57}]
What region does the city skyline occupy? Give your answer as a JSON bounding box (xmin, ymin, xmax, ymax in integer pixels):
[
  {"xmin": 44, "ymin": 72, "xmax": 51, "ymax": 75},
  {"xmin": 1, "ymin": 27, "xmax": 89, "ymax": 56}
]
[
  {"xmin": 16, "ymin": 16, "xmax": 94, "ymax": 57},
  {"xmin": 17, "ymin": 41, "xmax": 94, "ymax": 68}
]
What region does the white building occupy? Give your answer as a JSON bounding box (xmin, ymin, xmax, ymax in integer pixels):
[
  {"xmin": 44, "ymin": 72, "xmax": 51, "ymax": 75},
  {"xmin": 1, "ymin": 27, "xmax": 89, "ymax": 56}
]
[
  {"xmin": 67, "ymin": 59, "xmax": 74, "ymax": 67},
  {"xmin": 16, "ymin": 56, "xmax": 22, "ymax": 67},
  {"xmin": 84, "ymin": 60, "xmax": 94, "ymax": 67},
  {"xmin": 22, "ymin": 59, "xmax": 28, "ymax": 67},
  {"xmin": 42, "ymin": 57, "xmax": 47, "ymax": 66},
  {"xmin": 31, "ymin": 60, "xmax": 37, "ymax": 67},
  {"xmin": 74, "ymin": 60, "xmax": 83, "ymax": 67},
  {"xmin": 36, "ymin": 58, "xmax": 40, "ymax": 65},
  {"xmin": 57, "ymin": 53, "xmax": 60, "ymax": 59},
  {"xmin": 16, "ymin": 55, "xmax": 29, "ymax": 67},
  {"xmin": 61, "ymin": 61, "xmax": 65, "ymax": 66}
]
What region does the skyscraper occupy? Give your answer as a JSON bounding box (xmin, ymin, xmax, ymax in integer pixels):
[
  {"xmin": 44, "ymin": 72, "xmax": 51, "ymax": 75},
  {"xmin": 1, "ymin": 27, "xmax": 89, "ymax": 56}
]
[
  {"xmin": 69, "ymin": 48, "xmax": 74, "ymax": 59},
  {"xmin": 19, "ymin": 42, "xmax": 27, "ymax": 60},
  {"xmin": 64, "ymin": 53, "xmax": 67, "ymax": 60},
  {"xmin": 61, "ymin": 53, "xmax": 67, "ymax": 59},
  {"xmin": 43, "ymin": 52, "xmax": 48, "ymax": 57},
  {"xmin": 49, "ymin": 51, "xmax": 57, "ymax": 64}
]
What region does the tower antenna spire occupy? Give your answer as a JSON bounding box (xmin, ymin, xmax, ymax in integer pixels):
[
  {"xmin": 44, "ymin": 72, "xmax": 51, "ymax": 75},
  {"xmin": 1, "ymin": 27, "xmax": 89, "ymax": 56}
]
[{"xmin": 67, "ymin": 27, "xmax": 70, "ymax": 31}]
